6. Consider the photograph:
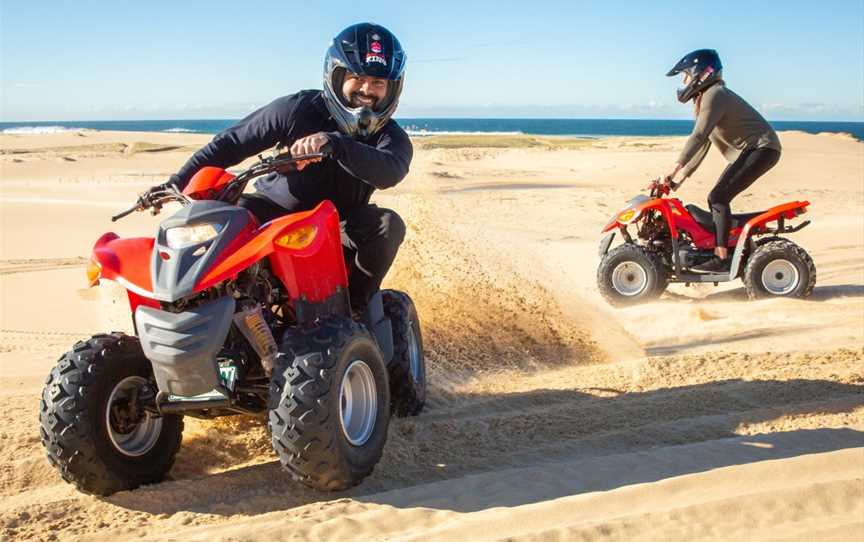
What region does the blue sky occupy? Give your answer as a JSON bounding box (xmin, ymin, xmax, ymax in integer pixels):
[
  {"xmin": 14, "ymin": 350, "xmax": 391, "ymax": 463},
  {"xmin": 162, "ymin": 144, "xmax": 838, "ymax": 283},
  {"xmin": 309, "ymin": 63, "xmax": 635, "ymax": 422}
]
[{"xmin": 1, "ymin": 1, "xmax": 862, "ymax": 121}]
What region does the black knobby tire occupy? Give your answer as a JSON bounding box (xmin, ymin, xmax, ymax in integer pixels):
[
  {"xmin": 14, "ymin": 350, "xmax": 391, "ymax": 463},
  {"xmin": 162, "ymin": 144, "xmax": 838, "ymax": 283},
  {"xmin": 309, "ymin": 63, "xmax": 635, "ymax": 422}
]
[
  {"xmin": 268, "ymin": 318, "xmax": 390, "ymax": 491},
  {"xmin": 381, "ymin": 290, "xmax": 426, "ymax": 417},
  {"xmin": 39, "ymin": 333, "xmax": 184, "ymax": 496},
  {"xmin": 597, "ymin": 243, "xmax": 667, "ymax": 307},
  {"xmin": 743, "ymin": 238, "xmax": 816, "ymax": 300}
]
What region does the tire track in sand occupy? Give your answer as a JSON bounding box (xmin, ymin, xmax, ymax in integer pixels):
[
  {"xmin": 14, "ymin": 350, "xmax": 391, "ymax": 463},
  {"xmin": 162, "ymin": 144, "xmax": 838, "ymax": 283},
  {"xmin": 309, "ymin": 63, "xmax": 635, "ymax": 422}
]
[
  {"xmin": 0, "ymin": 257, "xmax": 89, "ymax": 275},
  {"xmin": 1, "ymin": 193, "xmax": 862, "ymax": 540}
]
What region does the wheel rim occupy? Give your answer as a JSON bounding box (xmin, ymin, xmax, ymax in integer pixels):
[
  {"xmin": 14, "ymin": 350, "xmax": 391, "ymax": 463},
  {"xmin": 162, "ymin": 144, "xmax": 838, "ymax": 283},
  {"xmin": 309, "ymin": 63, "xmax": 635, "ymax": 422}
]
[
  {"xmin": 611, "ymin": 261, "xmax": 649, "ymax": 296},
  {"xmin": 106, "ymin": 376, "xmax": 162, "ymax": 457},
  {"xmin": 339, "ymin": 360, "xmax": 378, "ymax": 446},
  {"xmin": 407, "ymin": 322, "xmax": 423, "ymax": 382},
  {"xmin": 761, "ymin": 259, "xmax": 800, "ymax": 295}
]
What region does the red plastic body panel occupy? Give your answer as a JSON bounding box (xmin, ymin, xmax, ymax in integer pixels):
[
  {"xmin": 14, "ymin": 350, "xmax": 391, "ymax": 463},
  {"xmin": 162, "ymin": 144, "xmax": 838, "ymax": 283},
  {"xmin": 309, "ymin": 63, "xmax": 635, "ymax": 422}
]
[
  {"xmin": 666, "ymin": 199, "xmax": 716, "ymax": 248},
  {"xmin": 92, "ymin": 233, "xmax": 154, "ymax": 292},
  {"xmin": 603, "ymin": 197, "xmax": 810, "ymax": 249},
  {"xmin": 739, "ymin": 201, "xmax": 810, "ymax": 236},
  {"xmin": 196, "ymin": 200, "xmax": 348, "ymax": 303},
  {"xmin": 91, "ymin": 233, "xmax": 159, "ymax": 311},
  {"xmin": 602, "ymin": 197, "xmax": 679, "ymax": 238},
  {"xmin": 182, "ymin": 167, "xmax": 236, "ymax": 200}
]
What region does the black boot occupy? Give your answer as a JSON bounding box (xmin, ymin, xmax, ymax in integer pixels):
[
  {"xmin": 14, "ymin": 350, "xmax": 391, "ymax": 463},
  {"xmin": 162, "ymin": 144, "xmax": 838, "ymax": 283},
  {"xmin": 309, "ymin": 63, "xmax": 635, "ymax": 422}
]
[{"xmin": 692, "ymin": 256, "xmax": 730, "ymax": 273}]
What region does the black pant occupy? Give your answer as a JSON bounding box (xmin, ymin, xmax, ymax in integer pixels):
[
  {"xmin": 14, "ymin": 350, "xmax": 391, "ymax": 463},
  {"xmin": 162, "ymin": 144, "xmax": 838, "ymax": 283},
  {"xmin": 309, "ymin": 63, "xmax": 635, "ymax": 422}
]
[
  {"xmin": 239, "ymin": 194, "xmax": 406, "ymax": 311},
  {"xmin": 708, "ymin": 147, "xmax": 781, "ymax": 247}
]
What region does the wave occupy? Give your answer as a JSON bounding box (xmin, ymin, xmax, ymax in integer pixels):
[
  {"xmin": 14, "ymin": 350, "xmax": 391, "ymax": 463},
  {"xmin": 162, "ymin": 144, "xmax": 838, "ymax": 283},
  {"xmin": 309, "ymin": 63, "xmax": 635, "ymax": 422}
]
[
  {"xmin": 405, "ymin": 129, "xmax": 525, "ymax": 137},
  {"xmin": 163, "ymin": 127, "xmax": 195, "ymax": 133},
  {"xmin": 2, "ymin": 126, "xmax": 87, "ymax": 135}
]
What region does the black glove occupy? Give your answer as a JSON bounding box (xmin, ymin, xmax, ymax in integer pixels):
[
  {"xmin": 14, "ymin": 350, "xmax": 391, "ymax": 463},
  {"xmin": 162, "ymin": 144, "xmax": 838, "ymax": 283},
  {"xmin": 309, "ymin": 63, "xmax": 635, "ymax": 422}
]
[
  {"xmin": 140, "ymin": 177, "xmax": 181, "ymax": 214},
  {"xmin": 143, "ymin": 176, "xmax": 180, "ymax": 202}
]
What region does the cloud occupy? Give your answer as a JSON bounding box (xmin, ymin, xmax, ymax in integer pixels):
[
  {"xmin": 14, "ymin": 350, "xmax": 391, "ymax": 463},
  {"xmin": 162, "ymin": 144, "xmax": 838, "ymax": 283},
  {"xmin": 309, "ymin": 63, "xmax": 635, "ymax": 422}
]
[
  {"xmin": 762, "ymin": 101, "xmax": 828, "ymax": 112},
  {"xmin": 756, "ymin": 101, "xmax": 862, "ymax": 119}
]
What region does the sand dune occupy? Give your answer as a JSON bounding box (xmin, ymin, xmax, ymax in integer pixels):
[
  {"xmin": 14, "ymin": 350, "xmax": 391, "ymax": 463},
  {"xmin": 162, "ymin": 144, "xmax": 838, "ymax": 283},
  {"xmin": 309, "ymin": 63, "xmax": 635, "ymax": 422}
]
[{"xmin": 0, "ymin": 130, "xmax": 862, "ymax": 541}]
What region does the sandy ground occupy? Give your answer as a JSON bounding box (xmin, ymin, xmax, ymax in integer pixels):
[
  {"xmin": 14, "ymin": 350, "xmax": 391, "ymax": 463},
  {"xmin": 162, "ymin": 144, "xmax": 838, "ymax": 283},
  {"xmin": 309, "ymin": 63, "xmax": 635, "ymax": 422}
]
[{"xmin": 0, "ymin": 129, "xmax": 862, "ymax": 541}]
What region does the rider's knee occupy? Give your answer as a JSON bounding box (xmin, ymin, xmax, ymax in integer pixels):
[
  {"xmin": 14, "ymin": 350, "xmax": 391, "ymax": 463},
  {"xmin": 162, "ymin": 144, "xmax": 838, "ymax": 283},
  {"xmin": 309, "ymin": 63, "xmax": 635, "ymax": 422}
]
[{"xmin": 707, "ymin": 190, "xmax": 728, "ymax": 209}]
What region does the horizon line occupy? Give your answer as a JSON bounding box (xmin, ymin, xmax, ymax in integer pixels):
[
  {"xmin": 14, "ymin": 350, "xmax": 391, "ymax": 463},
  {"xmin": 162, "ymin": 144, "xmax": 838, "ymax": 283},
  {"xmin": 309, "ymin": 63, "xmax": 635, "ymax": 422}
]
[{"xmin": 2, "ymin": 117, "xmax": 863, "ymax": 124}]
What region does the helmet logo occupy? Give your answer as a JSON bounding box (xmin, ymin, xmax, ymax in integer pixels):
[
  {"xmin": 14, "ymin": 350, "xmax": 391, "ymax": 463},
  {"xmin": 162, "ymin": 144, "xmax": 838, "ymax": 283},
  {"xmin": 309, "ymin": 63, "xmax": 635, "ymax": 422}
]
[
  {"xmin": 371, "ymin": 41, "xmax": 383, "ymax": 53},
  {"xmin": 366, "ymin": 53, "xmax": 387, "ymax": 66}
]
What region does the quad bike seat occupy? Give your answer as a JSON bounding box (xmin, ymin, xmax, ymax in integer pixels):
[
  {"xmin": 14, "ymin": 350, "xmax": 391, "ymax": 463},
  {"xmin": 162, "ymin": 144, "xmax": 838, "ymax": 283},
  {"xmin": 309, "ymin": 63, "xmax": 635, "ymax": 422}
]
[{"xmin": 685, "ymin": 204, "xmax": 765, "ymax": 233}]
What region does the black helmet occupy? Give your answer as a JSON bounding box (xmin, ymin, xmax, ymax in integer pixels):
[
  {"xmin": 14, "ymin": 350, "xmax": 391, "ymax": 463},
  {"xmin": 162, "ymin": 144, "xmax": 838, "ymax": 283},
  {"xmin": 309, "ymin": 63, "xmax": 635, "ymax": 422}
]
[
  {"xmin": 666, "ymin": 49, "xmax": 723, "ymax": 103},
  {"xmin": 323, "ymin": 23, "xmax": 406, "ymax": 138}
]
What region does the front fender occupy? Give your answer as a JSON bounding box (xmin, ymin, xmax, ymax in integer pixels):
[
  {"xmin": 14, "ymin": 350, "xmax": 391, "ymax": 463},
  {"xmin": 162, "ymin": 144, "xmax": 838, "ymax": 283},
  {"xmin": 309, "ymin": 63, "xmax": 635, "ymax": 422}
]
[
  {"xmin": 601, "ymin": 197, "xmax": 666, "ymax": 233},
  {"xmin": 92, "ymin": 233, "xmax": 156, "ymax": 297}
]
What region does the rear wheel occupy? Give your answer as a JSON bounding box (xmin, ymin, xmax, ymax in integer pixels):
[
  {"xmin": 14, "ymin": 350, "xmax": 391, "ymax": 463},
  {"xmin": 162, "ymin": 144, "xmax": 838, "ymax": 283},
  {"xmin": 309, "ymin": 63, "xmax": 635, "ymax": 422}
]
[
  {"xmin": 597, "ymin": 244, "xmax": 667, "ymax": 307},
  {"xmin": 382, "ymin": 290, "xmax": 426, "ymax": 417},
  {"xmin": 268, "ymin": 318, "xmax": 390, "ymax": 491},
  {"xmin": 40, "ymin": 333, "xmax": 183, "ymax": 496},
  {"xmin": 743, "ymin": 238, "xmax": 816, "ymax": 299}
]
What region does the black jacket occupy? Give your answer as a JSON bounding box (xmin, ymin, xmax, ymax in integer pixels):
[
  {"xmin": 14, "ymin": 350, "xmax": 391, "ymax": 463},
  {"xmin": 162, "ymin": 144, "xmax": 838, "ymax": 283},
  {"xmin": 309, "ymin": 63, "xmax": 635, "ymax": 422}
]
[{"xmin": 174, "ymin": 90, "xmax": 413, "ymax": 215}]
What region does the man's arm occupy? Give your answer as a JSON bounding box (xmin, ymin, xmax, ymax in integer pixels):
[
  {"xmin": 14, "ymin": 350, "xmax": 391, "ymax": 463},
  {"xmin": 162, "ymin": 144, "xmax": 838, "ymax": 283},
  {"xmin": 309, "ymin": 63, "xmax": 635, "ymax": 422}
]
[
  {"xmin": 324, "ymin": 127, "xmax": 413, "ymax": 189},
  {"xmin": 172, "ymin": 95, "xmax": 299, "ymax": 189}
]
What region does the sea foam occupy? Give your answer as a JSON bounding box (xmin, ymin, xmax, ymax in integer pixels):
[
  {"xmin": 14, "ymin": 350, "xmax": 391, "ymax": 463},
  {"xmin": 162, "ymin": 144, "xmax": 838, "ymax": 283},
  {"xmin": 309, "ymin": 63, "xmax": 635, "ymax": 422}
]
[{"xmin": 1, "ymin": 126, "xmax": 86, "ymax": 134}]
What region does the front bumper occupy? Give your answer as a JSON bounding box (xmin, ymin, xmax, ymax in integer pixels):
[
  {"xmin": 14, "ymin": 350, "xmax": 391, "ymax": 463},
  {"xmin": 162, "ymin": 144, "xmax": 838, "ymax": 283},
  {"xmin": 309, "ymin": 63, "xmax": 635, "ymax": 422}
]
[{"xmin": 135, "ymin": 296, "xmax": 235, "ymax": 397}]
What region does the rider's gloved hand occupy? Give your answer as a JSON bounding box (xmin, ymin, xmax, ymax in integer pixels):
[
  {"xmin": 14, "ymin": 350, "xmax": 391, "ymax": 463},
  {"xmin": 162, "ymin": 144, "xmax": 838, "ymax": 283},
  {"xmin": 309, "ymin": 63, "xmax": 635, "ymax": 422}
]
[
  {"xmin": 140, "ymin": 176, "xmax": 181, "ymax": 215},
  {"xmin": 289, "ymin": 132, "xmax": 330, "ymax": 170},
  {"xmin": 660, "ymin": 175, "xmax": 681, "ymax": 194},
  {"xmin": 143, "ymin": 176, "xmax": 180, "ymax": 203}
]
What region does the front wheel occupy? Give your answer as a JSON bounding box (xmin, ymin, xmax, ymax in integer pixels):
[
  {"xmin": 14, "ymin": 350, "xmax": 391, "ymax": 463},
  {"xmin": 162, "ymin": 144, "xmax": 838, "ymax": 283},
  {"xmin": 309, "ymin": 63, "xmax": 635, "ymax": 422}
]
[
  {"xmin": 743, "ymin": 238, "xmax": 816, "ymax": 299},
  {"xmin": 597, "ymin": 244, "xmax": 667, "ymax": 307},
  {"xmin": 39, "ymin": 333, "xmax": 184, "ymax": 496},
  {"xmin": 268, "ymin": 319, "xmax": 390, "ymax": 491}
]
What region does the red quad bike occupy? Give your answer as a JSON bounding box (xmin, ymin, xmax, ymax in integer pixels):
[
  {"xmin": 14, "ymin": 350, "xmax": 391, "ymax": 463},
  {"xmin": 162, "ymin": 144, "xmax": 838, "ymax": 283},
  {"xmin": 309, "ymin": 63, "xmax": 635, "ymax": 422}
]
[
  {"xmin": 40, "ymin": 151, "xmax": 426, "ymax": 496},
  {"xmin": 597, "ymin": 180, "xmax": 815, "ymax": 306}
]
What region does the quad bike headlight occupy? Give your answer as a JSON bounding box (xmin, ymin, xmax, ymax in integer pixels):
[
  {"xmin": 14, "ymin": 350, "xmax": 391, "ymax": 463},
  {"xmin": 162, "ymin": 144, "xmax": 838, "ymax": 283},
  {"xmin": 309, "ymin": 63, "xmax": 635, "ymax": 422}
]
[{"xmin": 165, "ymin": 223, "xmax": 222, "ymax": 249}]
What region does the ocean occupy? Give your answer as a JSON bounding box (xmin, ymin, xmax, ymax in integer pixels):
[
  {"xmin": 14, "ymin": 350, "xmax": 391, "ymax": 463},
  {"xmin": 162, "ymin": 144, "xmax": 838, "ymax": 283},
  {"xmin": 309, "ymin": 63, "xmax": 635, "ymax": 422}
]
[{"xmin": 1, "ymin": 118, "xmax": 862, "ymax": 140}]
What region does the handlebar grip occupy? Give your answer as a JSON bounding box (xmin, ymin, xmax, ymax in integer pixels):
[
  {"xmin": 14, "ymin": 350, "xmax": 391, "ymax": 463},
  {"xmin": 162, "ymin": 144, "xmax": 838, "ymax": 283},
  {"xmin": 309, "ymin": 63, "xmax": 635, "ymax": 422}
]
[
  {"xmin": 111, "ymin": 196, "xmax": 145, "ymax": 222},
  {"xmin": 111, "ymin": 206, "xmax": 138, "ymax": 222}
]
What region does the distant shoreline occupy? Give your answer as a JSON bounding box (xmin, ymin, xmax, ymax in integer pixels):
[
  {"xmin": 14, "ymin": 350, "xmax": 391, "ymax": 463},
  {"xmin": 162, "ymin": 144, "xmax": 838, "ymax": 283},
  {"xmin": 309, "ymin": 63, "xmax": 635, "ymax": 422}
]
[{"xmin": 1, "ymin": 118, "xmax": 862, "ymax": 140}]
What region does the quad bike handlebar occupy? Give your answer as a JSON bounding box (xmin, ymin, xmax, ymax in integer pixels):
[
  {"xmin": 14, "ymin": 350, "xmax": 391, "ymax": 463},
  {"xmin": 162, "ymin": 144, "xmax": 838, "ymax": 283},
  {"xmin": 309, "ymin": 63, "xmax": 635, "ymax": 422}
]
[
  {"xmin": 647, "ymin": 177, "xmax": 680, "ymax": 198},
  {"xmin": 111, "ymin": 148, "xmax": 332, "ymax": 222}
]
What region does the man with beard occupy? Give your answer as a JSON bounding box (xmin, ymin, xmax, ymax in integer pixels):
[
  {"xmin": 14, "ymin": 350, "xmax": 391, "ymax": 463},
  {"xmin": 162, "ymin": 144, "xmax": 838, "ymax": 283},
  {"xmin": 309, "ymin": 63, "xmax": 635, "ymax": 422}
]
[{"xmin": 150, "ymin": 23, "xmax": 411, "ymax": 313}]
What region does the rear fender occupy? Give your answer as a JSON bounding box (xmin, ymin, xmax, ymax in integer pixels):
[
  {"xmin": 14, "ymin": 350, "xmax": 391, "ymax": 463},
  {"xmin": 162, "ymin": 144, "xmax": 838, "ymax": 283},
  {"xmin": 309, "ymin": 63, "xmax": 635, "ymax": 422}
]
[
  {"xmin": 728, "ymin": 201, "xmax": 811, "ymax": 278},
  {"xmin": 743, "ymin": 201, "xmax": 810, "ymax": 234},
  {"xmin": 196, "ymin": 200, "xmax": 348, "ymax": 303}
]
